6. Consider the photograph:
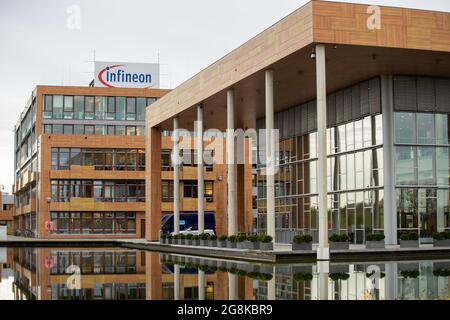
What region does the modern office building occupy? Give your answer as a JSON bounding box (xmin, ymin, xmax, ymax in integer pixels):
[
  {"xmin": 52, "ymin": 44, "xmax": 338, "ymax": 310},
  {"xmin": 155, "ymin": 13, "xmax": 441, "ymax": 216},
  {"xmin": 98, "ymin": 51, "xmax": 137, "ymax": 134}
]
[
  {"xmin": 145, "ymin": 0, "xmax": 450, "ymax": 245},
  {"xmin": 0, "ymin": 192, "xmax": 14, "ymax": 233},
  {"xmin": 12, "ymin": 85, "xmax": 170, "ymax": 238}
]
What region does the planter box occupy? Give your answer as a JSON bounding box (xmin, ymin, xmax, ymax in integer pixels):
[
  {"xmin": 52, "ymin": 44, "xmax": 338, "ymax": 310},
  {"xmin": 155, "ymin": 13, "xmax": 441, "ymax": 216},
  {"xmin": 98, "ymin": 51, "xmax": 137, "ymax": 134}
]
[
  {"xmin": 237, "ymin": 242, "xmax": 247, "ymax": 250},
  {"xmin": 366, "ymin": 240, "xmax": 385, "ymax": 249},
  {"xmin": 180, "ymin": 239, "xmax": 186, "ymax": 245},
  {"xmin": 192, "ymin": 240, "xmax": 200, "ymax": 246},
  {"xmin": 434, "ymin": 239, "xmax": 450, "ymax": 247},
  {"xmin": 200, "ymin": 240, "xmax": 208, "ymax": 247},
  {"xmin": 330, "ymin": 241, "xmax": 349, "ymax": 250},
  {"xmin": 217, "ymin": 241, "xmax": 227, "ymax": 248},
  {"xmin": 186, "ymin": 240, "xmax": 193, "ymax": 246},
  {"xmin": 260, "ymin": 242, "xmax": 273, "ymax": 251},
  {"xmin": 208, "ymin": 240, "xmax": 217, "ymax": 247},
  {"xmin": 227, "ymin": 241, "xmax": 237, "ymax": 249},
  {"xmin": 400, "ymin": 240, "xmax": 419, "ymax": 248},
  {"xmin": 160, "ymin": 238, "xmax": 166, "ymax": 245},
  {"xmin": 292, "ymin": 242, "xmax": 313, "ymax": 251},
  {"xmin": 167, "ymin": 239, "xmax": 173, "ymax": 245},
  {"xmin": 247, "ymin": 242, "xmax": 260, "ymax": 250}
]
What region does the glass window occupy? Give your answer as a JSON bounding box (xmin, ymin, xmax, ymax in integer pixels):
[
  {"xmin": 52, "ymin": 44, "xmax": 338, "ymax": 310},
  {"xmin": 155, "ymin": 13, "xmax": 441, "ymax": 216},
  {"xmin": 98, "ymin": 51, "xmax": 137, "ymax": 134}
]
[
  {"xmin": 436, "ymin": 114, "xmax": 449, "ymax": 145},
  {"xmin": 436, "ymin": 147, "xmax": 449, "ymax": 186},
  {"xmin": 53, "ymin": 124, "xmax": 63, "ymax": 134},
  {"xmin": 395, "ymin": 146, "xmax": 417, "ymax": 185},
  {"xmin": 74, "ymin": 96, "xmax": 84, "ymax": 119},
  {"xmin": 85, "ymin": 125, "xmax": 94, "ymax": 135},
  {"xmin": 106, "ymin": 97, "xmax": 115, "ymax": 120},
  {"xmin": 437, "ymin": 189, "xmax": 450, "ymax": 230},
  {"xmin": 63, "ymin": 125, "xmax": 73, "ymax": 135},
  {"xmin": 85, "ymin": 97, "xmax": 94, "ymax": 119},
  {"xmin": 136, "ymin": 98, "xmax": 146, "ymax": 121},
  {"xmin": 95, "ymin": 96, "xmax": 106, "ymax": 120},
  {"xmin": 74, "ymin": 125, "xmax": 84, "ymax": 135},
  {"xmin": 64, "ymin": 96, "xmax": 74, "ymax": 119},
  {"xmin": 95, "ymin": 125, "xmax": 105, "ymax": 136},
  {"xmin": 44, "ymin": 124, "xmax": 52, "ymax": 134},
  {"xmin": 116, "ymin": 97, "xmax": 126, "ymax": 120},
  {"xmin": 136, "ymin": 126, "xmax": 145, "ymax": 136},
  {"xmin": 417, "ymin": 147, "xmax": 435, "ymax": 185},
  {"xmin": 107, "ymin": 126, "xmax": 115, "ymax": 136},
  {"xmin": 395, "ymin": 112, "xmax": 416, "ymax": 144},
  {"xmin": 44, "ymin": 95, "xmax": 53, "ymax": 112},
  {"xmin": 70, "ymin": 149, "xmax": 81, "ymax": 166},
  {"xmin": 126, "ymin": 98, "xmax": 136, "ymax": 120},
  {"xmin": 417, "ymin": 113, "xmax": 435, "ymax": 144},
  {"xmin": 116, "ymin": 126, "xmax": 125, "ymax": 136},
  {"xmin": 126, "ymin": 126, "xmax": 136, "ymax": 136},
  {"xmin": 53, "ymin": 95, "xmax": 63, "ymax": 119}
]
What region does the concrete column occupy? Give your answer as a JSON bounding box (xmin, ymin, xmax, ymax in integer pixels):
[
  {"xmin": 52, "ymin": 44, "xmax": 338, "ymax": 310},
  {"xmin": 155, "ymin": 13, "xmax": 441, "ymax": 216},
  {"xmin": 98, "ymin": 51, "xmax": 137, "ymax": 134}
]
[
  {"xmin": 197, "ymin": 105, "xmax": 205, "ymax": 233},
  {"xmin": 198, "ymin": 270, "xmax": 205, "ymax": 300},
  {"xmin": 385, "ymin": 262, "xmax": 398, "ymax": 300},
  {"xmin": 315, "ymin": 44, "xmax": 329, "ymax": 260},
  {"xmin": 381, "ymin": 75, "xmax": 397, "ymax": 245},
  {"xmin": 265, "ymin": 70, "xmax": 276, "ymax": 242},
  {"xmin": 174, "ymin": 264, "xmax": 180, "ymax": 300},
  {"xmin": 146, "ymin": 127, "xmax": 162, "ymax": 241},
  {"xmin": 227, "ymin": 90, "xmax": 236, "ymax": 236},
  {"xmin": 173, "ymin": 117, "xmax": 180, "ymax": 235}
]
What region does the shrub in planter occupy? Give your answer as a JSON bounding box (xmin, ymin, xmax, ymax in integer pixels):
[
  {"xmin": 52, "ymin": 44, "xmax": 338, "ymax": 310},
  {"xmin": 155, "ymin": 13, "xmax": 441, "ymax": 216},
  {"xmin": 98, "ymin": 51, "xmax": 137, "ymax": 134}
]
[
  {"xmin": 365, "ymin": 233, "xmax": 386, "ymax": 249},
  {"xmin": 160, "ymin": 233, "xmax": 168, "ymax": 244},
  {"xmin": 227, "ymin": 235, "xmax": 238, "ymax": 249},
  {"xmin": 166, "ymin": 234, "xmax": 173, "ymax": 245},
  {"xmin": 329, "ymin": 234, "xmax": 350, "ymax": 250},
  {"xmin": 217, "ymin": 235, "xmax": 228, "ymax": 248},
  {"xmin": 432, "ymin": 232, "xmax": 450, "ymax": 247},
  {"xmin": 259, "ymin": 235, "xmax": 273, "ymax": 251},
  {"xmin": 192, "ymin": 235, "xmax": 200, "ymax": 246},
  {"xmin": 399, "ymin": 232, "xmax": 419, "ymax": 248},
  {"xmin": 186, "ymin": 234, "xmax": 194, "ymax": 245},
  {"xmin": 199, "ymin": 233, "xmax": 210, "ymax": 246},
  {"xmin": 293, "ymin": 273, "xmax": 313, "ymax": 282},
  {"xmin": 172, "ymin": 234, "xmax": 181, "ymax": 245},
  {"xmin": 179, "ymin": 234, "xmax": 186, "ymax": 245},
  {"xmin": 247, "ymin": 234, "xmax": 260, "ymax": 250},
  {"xmin": 400, "ymin": 270, "xmax": 420, "ymax": 279},
  {"xmin": 236, "ymin": 234, "xmax": 248, "ymax": 250},
  {"xmin": 433, "ymin": 269, "xmax": 450, "ymax": 277},
  {"xmin": 208, "ymin": 235, "xmax": 218, "ymax": 247},
  {"xmin": 198, "ymin": 265, "xmax": 209, "ymax": 272},
  {"xmin": 292, "ymin": 234, "xmax": 313, "ymax": 251},
  {"xmin": 329, "ymin": 273, "xmax": 350, "ymax": 281}
]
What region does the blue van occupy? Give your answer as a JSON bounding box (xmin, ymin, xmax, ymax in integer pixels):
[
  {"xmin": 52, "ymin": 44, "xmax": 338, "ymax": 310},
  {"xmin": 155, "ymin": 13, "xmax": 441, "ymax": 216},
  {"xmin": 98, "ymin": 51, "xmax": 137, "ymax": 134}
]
[{"xmin": 161, "ymin": 212, "xmax": 215, "ymax": 235}]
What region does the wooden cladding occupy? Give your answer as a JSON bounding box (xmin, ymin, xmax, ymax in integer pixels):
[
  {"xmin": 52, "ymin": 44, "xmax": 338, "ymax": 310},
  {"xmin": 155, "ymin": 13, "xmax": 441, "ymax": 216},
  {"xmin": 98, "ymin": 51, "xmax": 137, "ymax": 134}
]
[{"xmin": 312, "ymin": 1, "xmax": 450, "ymax": 52}]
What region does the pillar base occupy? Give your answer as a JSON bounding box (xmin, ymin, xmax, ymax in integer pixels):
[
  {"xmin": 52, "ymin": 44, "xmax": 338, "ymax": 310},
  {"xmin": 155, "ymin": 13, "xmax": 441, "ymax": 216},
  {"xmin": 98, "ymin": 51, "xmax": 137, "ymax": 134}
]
[{"xmin": 317, "ymin": 246, "xmax": 330, "ymax": 260}]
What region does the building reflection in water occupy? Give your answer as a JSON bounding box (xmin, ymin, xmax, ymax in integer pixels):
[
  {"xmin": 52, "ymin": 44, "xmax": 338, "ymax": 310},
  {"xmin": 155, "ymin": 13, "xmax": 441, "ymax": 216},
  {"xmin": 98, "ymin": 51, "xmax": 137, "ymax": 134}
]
[{"xmin": 4, "ymin": 247, "xmax": 450, "ymax": 300}]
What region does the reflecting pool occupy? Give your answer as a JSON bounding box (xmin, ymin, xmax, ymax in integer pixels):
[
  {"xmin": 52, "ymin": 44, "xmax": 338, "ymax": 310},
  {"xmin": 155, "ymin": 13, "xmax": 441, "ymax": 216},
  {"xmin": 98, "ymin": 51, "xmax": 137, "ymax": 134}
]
[{"xmin": 1, "ymin": 247, "xmax": 449, "ymax": 300}]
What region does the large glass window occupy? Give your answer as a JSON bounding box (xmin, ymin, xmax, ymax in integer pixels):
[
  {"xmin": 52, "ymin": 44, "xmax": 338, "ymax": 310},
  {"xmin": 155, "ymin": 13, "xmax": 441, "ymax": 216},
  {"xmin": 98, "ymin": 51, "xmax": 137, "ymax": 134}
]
[
  {"xmin": 53, "ymin": 95, "xmax": 63, "ymax": 119},
  {"xmin": 395, "ymin": 112, "xmax": 416, "ymax": 144},
  {"xmin": 74, "ymin": 96, "xmax": 84, "ymax": 119},
  {"xmin": 417, "ymin": 147, "xmax": 435, "ymax": 185},
  {"xmin": 396, "ymin": 147, "xmax": 416, "ymax": 185},
  {"xmin": 417, "ymin": 113, "xmax": 435, "ymax": 144},
  {"xmin": 116, "ymin": 97, "xmax": 126, "ymax": 120}
]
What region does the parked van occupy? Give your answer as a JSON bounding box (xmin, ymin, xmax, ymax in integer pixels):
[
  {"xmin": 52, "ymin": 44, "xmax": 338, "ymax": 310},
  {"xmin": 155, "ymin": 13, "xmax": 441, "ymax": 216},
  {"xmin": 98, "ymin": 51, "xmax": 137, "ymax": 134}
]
[{"xmin": 161, "ymin": 213, "xmax": 215, "ymax": 235}]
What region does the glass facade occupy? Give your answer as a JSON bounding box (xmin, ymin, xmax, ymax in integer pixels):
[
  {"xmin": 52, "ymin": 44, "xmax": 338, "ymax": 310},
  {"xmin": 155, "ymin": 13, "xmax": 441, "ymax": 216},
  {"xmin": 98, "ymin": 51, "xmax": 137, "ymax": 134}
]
[
  {"xmin": 394, "ymin": 112, "xmax": 450, "ymax": 239},
  {"xmin": 50, "ymin": 212, "xmax": 137, "ymax": 235}
]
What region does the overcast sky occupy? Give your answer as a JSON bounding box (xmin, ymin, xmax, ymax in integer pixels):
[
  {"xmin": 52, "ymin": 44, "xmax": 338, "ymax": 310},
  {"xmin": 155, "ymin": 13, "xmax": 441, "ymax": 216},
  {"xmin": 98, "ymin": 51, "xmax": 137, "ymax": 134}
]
[{"xmin": 0, "ymin": 0, "xmax": 449, "ymax": 190}]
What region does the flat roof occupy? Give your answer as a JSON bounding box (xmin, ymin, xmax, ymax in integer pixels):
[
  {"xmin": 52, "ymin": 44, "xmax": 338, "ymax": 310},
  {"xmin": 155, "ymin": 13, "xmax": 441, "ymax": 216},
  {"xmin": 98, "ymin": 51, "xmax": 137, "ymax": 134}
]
[{"xmin": 147, "ymin": 0, "xmax": 450, "ymax": 130}]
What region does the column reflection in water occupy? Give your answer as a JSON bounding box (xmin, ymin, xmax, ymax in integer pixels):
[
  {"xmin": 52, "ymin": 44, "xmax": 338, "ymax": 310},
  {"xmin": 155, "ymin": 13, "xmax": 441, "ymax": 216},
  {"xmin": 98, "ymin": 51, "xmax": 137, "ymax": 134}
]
[
  {"xmin": 317, "ymin": 261, "xmax": 329, "ymax": 300},
  {"xmin": 174, "ymin": 264, "xmax": 180, "ymax": 300},
  {"xmin": 198, "ymin": 270, "xmax": 205, "ymax": 300},
  {"xmin": 228, "ymin": 273, "xmax": 237, "ymax": 300},
  {"xmin": 267, "ymin": 266, "xmax": 276, "ymax": 300}
]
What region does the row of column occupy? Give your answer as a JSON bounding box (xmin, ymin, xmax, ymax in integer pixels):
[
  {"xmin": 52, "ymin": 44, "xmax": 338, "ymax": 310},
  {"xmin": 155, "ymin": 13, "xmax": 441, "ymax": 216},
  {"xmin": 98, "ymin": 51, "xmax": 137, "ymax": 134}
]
[{"xmin": 170, "ymin": 44, "xmax": 329, "ymax": 259}]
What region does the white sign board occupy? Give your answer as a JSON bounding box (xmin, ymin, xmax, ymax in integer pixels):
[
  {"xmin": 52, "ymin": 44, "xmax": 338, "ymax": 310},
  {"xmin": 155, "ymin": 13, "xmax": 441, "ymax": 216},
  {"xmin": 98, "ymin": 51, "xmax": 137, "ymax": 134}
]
[{"xmin": 94, "ymin": 61, "xmax": 160, "ymax": 89}]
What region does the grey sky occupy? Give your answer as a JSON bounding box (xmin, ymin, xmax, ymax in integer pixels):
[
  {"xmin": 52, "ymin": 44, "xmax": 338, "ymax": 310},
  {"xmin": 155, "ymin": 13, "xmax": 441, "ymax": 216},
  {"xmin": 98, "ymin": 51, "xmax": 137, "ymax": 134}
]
[{"xmin": 0, "ymin": 0, "xmax": 449, "ymax": 190}]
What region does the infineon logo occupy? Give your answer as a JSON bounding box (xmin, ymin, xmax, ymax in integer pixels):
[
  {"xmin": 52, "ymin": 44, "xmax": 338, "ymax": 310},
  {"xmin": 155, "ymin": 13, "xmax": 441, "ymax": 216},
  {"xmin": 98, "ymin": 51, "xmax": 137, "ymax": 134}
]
[{"xmin": 94, "ymin": 61, "xmax": 160, "ymax": 89}]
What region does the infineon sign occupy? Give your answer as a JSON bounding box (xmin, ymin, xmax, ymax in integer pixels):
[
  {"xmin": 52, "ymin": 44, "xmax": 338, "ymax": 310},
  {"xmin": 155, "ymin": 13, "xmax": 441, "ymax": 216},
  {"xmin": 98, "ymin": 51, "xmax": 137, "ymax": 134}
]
[{"xmin": 94, "ymin": 61, "xmax": 160, "ymax": 89}]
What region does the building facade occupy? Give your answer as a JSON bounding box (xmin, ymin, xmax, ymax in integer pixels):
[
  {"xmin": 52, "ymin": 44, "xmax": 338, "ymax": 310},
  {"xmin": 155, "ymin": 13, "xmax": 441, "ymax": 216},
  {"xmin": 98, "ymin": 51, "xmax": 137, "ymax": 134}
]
[
  {"xmin": 0, "ymin": 192, "xmax": 14, "ymax": 233},
  {"xmin": 13, "ymin": 85, "xmax": 170, "ymax": 238},
  {"xmin": 145, "ymin": 1, "xmax": 450, "ymax": 245}
]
